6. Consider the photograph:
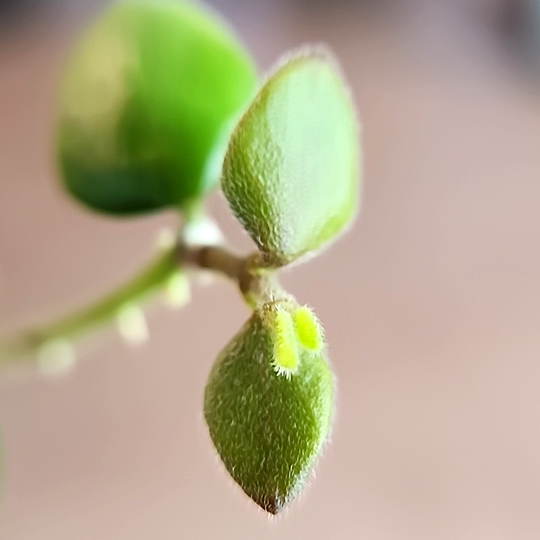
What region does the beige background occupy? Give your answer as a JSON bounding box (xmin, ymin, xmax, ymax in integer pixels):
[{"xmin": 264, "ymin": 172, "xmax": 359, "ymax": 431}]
[{"xmin": 1, "ymin": 1, "xmax": 540, "ymax": 538}]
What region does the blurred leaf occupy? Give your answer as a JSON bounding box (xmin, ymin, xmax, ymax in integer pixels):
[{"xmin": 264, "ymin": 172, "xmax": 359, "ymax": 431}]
[
  {"xmin": 222, "ymin": 48, "xmax": 360, "ymax": 266},
  {"xmin": 58, "ymin": 0, "xmax": 256, "ymax": 215},
  {"xmin": 204, "ymin": 301, "xmax": 333, "ymax": 514}
]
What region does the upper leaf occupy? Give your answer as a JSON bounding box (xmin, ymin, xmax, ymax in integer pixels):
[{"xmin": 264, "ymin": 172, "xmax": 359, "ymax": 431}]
[
  {"xmin": 221, "ymin": 48, "xmax": 360, "ymax": 266},
  {"xmin": 57, "ymin": 0, "xmax": 256, "ymax": 215}
]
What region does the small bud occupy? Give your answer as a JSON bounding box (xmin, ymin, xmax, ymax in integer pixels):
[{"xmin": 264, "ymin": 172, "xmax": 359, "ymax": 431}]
[
  {"xmin": 263, "ymin": 305, "xmax": 299, "ymax": 376},
  {"xmin": 293, "ymin": 305, "xmax": 324, "ymax": 352},
  {"xmin": 163, "ymin": 271, "xmax": 191, "ymax": 309},
  {"xmin": 117, "ymin": 304, "xmax": 149, "ymax": 346},
  {"xmin": 204, "ymin": 303, "xmax": 333, "ymax": 514},
  {"xmin": 182, "ymin": 215, "xmax": 224, "ymax": 246},
  {"xmin": 38, "ymin": 339, "xmax": 77, "ymax": 376}
]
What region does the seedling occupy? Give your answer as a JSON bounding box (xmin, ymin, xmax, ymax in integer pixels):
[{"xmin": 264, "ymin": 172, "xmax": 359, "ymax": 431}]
[{"xmin": 0, "ymin": 0, "xmax": 361, "ymax": 515}]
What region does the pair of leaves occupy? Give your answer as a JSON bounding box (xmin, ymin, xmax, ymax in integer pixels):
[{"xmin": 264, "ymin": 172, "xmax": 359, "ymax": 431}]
[
  {"xmin": 58, "ymin": 1, "xmax": 360, "ymax": 263},
  {"xmin": 205, "ymin": 49, "xmax": 359, "ymax": 512}
]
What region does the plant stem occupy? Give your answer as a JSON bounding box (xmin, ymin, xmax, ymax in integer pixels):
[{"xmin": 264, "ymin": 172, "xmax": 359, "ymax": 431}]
[
  {"xmin": 0, "ymin": 247, "xmax": 179, "ymax": 366},
  {"xmin": 0, "ymin": 238, "xmax": 288, "ymax": 370},
  {"xmin": 180, "ymin": 244, "xmax": 246, "ymax": 282},
  {"xmin": 180, "ymin": 245, "xmax": 288, "ymax": 307}
]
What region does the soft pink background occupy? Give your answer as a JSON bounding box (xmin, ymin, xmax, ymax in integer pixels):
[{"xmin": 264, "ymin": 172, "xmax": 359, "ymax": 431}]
[{"xmin": 1, "ymin": 1, "xmax": 539, "ymax": 538}]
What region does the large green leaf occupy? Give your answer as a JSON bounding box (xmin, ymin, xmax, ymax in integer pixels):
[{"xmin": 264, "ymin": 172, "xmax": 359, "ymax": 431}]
[
  {"xmin": 222, "ymin": 49, "xmax": 360, "ymax": 266},
  {"xmin": 57, "ymin": 0, "xmax": 256, "ymax": 215},
  {"xmin": 204, "ymin": 301, "xmax": 333, "ymax": 513}
]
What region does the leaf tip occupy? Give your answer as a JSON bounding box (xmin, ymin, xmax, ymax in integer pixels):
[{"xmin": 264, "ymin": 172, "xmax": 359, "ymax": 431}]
[{"xmin": 258, "ymin": 495, "xmax": 285, "ymax": 515}]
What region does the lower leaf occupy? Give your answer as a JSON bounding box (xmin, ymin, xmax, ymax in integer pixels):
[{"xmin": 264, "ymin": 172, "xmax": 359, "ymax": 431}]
[{"xmin": 203, "ymin": 303, "xmax": 333, "ymax": 513}]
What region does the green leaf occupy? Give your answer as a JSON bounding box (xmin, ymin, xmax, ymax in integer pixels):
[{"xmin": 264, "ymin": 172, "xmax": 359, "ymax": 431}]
[
  {"xmin": 204, "ymin": 301, "xmax": 333, "ymax": 514},
  {"xmin": 57, "ymin": 0, "xmax": 256, "ymax": 215},
  {"xmin": 221, "ymin": 48, "xmax": 360, "ymax": 266}
]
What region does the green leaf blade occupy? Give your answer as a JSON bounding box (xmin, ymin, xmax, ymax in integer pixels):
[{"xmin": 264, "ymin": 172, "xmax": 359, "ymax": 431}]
[
  {"xmin": 57, "ymin": 0, "xmax": 257, "ymax": 215},
  {"xmin": 222, "ymin": 48, "xmax": 360, "ymax": 265}
]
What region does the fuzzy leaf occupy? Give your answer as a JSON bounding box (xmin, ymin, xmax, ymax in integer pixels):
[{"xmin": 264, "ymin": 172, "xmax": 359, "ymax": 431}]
[
  {"xmin": 58, "ymin": 0, "xmax": 256, "ymax": 215},
  {"xmin": 221, "ymin": 48, "xmax": 360, "ymax": 266},
  {"xmin": 204, "ymin": 302, "xmax": 333, "ymax": 514}
]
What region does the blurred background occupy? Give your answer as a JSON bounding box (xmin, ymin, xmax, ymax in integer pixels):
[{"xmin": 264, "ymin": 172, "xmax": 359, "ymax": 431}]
[{"xmin": 1, "ymin": 0, "xmax": 539, "ymax": 538}]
